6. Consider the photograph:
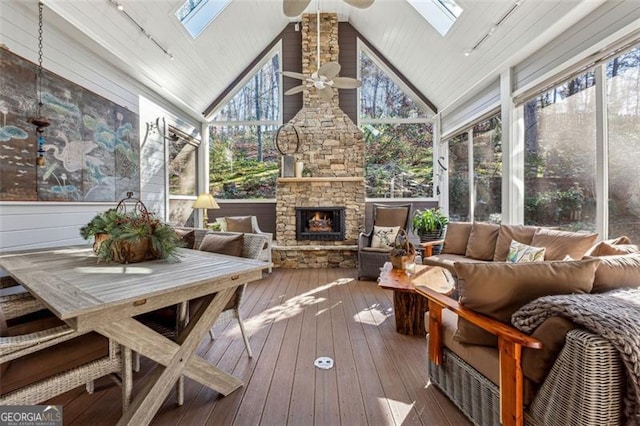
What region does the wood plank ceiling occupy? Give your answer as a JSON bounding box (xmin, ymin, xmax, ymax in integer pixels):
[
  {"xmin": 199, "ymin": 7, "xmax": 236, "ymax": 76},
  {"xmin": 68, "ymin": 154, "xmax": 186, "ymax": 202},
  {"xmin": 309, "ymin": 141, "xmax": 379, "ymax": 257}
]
[{"xmin": 30, "ymin": 0, "xmax": 606, "ymax": 121}]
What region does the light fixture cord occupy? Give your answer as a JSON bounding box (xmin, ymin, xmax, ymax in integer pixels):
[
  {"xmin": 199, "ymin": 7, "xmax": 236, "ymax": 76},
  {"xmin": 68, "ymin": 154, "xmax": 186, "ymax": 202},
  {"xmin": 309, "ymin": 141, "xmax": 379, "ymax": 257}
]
[
  {"xmin": 36, "ymin": 1, "xmax": 44, "ymax": 117},
  {"xmin": 316, "ymin": 2, "xmax": 320, "ymax": 71}
]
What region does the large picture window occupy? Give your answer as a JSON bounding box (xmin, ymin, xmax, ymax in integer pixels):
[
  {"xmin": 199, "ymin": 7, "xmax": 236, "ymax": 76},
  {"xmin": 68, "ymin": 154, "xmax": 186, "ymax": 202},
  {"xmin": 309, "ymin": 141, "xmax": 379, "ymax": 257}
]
[
  {"xmin": 607, "ymin": 45, "xmax": 640, "ymax": 242},
  {"xmin": 523, "ymin": 73, "xmax": 597, "ymax": 231},
  {"xmin": 209, "ymin": 51, "xmax": 281, "ymax": 199},
  {"xmin": 359, "ymin": 49, "xmax": 435, "ymax": 199}
]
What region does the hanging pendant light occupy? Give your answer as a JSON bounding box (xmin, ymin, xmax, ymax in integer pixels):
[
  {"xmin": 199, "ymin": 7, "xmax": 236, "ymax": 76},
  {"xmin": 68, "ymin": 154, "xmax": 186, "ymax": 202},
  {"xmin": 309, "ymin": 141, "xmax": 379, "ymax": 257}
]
[{"xmin": 29, "ymin": 1, "xmax": 50, "ymax": 167}]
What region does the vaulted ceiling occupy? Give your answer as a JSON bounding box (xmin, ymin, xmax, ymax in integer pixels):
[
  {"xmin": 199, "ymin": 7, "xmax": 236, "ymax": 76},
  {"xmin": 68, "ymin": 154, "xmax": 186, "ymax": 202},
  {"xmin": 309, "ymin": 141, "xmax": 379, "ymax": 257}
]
[{"xmin": 34, "ymin": 0, "xmax": 606, "ymax": 122}]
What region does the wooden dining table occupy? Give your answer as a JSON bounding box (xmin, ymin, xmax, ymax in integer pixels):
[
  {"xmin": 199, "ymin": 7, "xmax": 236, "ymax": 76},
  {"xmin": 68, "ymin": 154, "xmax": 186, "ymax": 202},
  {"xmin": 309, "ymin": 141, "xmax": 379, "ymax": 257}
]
[{"xmin": 0, "ymin": 245, "xmax": 267, "ymax": 425}]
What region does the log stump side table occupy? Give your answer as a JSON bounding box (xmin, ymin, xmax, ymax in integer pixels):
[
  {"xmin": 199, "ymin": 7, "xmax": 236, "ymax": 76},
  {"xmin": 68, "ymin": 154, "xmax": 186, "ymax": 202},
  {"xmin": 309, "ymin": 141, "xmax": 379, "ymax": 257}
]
[{"xmin": 377, "ymin": 262, "xmax": 455, "ymax": 335}]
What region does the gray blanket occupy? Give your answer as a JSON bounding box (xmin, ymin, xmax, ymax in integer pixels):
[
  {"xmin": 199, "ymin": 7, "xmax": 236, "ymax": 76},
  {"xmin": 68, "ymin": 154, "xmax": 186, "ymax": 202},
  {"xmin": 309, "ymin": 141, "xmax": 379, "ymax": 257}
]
[{"xmin": 511, "ymin": 287, "xmax": 640, "ymax": 425}]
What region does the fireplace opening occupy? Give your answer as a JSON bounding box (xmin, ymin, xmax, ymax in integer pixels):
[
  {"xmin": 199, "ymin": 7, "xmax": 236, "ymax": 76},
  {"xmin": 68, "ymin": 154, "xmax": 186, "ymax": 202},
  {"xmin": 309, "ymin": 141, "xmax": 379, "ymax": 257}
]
[{"xmin": 296, "ymin": 207, "xmax": 346, "ymax": 241}]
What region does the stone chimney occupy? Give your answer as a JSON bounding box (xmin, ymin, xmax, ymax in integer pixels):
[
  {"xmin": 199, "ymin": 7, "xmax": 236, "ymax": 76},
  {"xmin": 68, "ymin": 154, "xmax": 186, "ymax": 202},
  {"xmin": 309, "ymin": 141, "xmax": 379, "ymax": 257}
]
[{"xmin": 274, "ymin": 13, "xmax": 366, "ymax": 268}]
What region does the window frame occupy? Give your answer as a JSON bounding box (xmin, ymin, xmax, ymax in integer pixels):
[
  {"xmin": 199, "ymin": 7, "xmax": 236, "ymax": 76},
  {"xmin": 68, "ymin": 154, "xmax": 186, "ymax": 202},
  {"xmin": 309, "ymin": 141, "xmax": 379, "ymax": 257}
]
[{"xmin": 357, "ymin": 41, "xmax": 438, "ymax": 203}]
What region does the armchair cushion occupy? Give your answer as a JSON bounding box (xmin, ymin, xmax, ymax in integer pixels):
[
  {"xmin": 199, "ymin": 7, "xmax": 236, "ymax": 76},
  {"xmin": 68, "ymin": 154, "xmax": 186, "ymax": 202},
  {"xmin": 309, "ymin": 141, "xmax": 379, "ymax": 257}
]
[
  {"xmin": 199, "ymin": 233, "xmax": 244, "ymax": 257},
  {"xmin": 225, "ymin": 216, "xmax": 253, "ymax": 233},
  {"xmin": 441, "ymin": 222, "xmax": 472, "ymax": 255},
  {"xmin": 522, "ymin": 316, "xmax": 578, "ymax": 384},
  {"xmin": 589, "ymin": 253, "xmax": 640, "ymax": 293},
  {"xmin": 371, "ymin": 225, "xmax": 400, "ymax": 248},
  {"xmin": 375, "ymin": 208, "xmax": 410, "ymax": 228},
  {"xmin": 530, "ymin": 228, "xmax": 598, "ymax": 260},
  {"xmin": 465, "ymin": 222, "xmax": 500, "ymax": 260},
  {"xmin": 175, "ymin": 229, "xmax": 196, "ymax": 249},
  {"xmin": 454, "ymin": 259, "xmax": 599, "ymax": 347}
]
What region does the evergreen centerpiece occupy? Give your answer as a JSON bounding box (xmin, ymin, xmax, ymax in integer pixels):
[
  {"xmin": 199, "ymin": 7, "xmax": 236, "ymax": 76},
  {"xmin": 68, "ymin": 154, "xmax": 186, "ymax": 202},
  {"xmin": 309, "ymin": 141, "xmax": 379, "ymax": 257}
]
[{"xmin": 80, "ymin": 193, "xmax": 181, "ymax": 263}]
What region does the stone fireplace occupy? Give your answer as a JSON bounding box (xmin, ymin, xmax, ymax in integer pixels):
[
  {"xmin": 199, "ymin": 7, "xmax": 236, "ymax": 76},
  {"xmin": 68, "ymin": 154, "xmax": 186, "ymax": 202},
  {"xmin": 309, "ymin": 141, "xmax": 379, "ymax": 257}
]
[{"xmin": 273, "ymin": 13, "xmax": 365, "ymax": 268}]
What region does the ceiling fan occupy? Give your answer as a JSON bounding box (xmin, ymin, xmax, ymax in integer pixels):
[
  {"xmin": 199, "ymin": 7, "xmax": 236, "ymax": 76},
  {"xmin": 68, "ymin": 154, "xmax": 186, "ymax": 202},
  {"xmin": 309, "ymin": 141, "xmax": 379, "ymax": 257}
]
[
  {"xmin": 281, "ymin": 6, "xmax": 363, "ymax": 102},
  {"xmin": 283, "ymin": 0, "xmax": 375, "ymax": 18}
]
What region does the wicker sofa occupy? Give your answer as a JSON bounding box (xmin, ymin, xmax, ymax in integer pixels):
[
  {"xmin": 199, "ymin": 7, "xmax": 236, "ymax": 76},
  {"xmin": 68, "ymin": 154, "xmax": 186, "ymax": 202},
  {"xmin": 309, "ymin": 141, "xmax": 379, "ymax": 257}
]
[{"xmin": 418, "ymin": 222, "xmax": 639, "ymax": 425}]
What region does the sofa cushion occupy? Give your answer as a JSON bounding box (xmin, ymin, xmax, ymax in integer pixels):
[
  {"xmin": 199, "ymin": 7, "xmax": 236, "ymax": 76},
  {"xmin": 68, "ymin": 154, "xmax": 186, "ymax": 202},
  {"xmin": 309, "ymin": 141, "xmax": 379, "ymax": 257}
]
[
  {"xmin": 584, "ymin": 236, "xmax": 631, "ymax": 256},
  {"xmin": 493, "ymin": 225, "xmax": 539, "ymax": 261},
  {"xmin": 174, "ymin": 228, "xmax": 196, "ymax": 249},
  {"xmin": 442, "ymin": 222, "xmax": 472, "ymax": 255},
  {"xmin": 199, "ymin": 233, "xmax": 244, "ymax": 257},
  {"xmin": 454, "ymin": 259, "xmax": 599, "ymax": 347},
  {"xmin": 530, "ymin": 228, "xmax": 598, "ymax": 260},
  {"xmin": 522, "ymin": 316, "xmax": 578, "ymax": 384},
  {"xmin": 588, "ymin": 253, "xmax": 640, "ymax": 293},
  {"xmin": 465, "ymin": 222, "xmax": 500, "ymax": 261},
  {"xmin": 422, "ymin": 253, "xmax": 490, "ymax": 276},
  {"xmin": 226, "ymin": 216, "xmax": 253, "ymax": 233},
  {"xmin": 371, "ymin": 225, "xmax": 400, "ymax": 248},
  {"xmin": 506, "ymin": 240, "xmax": 546, "ymax": 263}
]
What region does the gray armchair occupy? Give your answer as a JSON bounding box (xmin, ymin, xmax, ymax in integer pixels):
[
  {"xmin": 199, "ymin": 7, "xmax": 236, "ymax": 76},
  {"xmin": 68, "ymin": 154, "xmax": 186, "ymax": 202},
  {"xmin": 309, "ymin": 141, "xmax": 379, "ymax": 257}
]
[{"xmin": 357, "ymin": 203, "xmax": 412, "ymax": 280}]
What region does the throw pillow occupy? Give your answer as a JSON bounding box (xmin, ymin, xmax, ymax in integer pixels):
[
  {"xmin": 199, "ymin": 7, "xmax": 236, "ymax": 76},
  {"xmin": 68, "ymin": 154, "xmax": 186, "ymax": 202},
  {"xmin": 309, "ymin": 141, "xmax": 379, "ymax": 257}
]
[
  {"xmin": 465, "ymin": 222, "xmax": 500, "ymax": 261},
  {"xmin": 588, "ymin": 253, "xmax": 640, "ymax": 293},
  {"xmin": 225, "ymin": 216, "xmax": 253, "ymax": 233},
  {"xmin": 506, "ymin": 240, "xmax": 546, "ymax": 263},
  {"xmin": 596, "ymin": 243, "xmax": 640, "ymax": 256},
  {"xmin": 174, "ymin": 229, "xmax": 196, "ymax": 249},
  {"xmin": 454, "ymin": 259, "xmax": 599, "ymax": 347},
  {"xmin": 530, "ymin": 228, "xmax": 598, "ymax": 260},
  {"xmin": 441, "ymin": 222, "xmax": 472, "ymax": 255},
  {"xmin": 199, "ymin": 233, "xmax": 244, "ymax": 257},
  {"xmin": 493, "ymin": 225, "xmax": 539, "ymax": 261},
  {"xmin": 371, "ymin": 226, "xmax": 400, "ymax": 249},
  {"xmin": 584, "ymin": 235, "xmax": 631, "ymax": 256}
]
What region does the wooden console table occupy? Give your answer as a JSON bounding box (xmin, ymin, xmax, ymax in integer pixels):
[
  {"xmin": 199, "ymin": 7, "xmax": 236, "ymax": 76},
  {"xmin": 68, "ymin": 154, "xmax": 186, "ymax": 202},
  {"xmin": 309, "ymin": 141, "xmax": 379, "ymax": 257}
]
[{"xmin": 377, "ymin": 262, "xmax": 455, "ymax": 335}]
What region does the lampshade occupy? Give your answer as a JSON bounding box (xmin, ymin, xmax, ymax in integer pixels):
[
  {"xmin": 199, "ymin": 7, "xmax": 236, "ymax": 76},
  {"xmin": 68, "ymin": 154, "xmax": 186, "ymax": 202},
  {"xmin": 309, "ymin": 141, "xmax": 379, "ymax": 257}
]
[{"xmin": 192, "ymin": 193, "xmax": 220, "ymax": 209}]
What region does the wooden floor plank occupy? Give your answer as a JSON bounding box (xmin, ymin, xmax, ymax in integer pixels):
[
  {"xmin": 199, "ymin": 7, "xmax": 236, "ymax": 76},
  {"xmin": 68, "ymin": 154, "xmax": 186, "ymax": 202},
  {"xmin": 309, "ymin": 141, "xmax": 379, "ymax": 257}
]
[{"xmin": 43, "ymin": 268, "xmax": 471, "ymax": 426}]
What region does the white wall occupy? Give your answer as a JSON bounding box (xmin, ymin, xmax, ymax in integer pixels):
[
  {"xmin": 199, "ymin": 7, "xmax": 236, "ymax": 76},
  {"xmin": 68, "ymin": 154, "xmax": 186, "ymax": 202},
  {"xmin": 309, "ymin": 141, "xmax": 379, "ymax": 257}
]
[{"xmin": 0, "ymin": 2, "xmax": 201, "ymax": 255}]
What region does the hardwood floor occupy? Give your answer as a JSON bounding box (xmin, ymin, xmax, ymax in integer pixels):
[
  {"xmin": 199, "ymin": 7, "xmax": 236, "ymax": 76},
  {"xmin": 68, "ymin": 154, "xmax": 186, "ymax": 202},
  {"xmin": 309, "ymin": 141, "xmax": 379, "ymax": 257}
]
[{"xmin": 48, "ymin": 268, "xmax": 471, "ymax": 426}]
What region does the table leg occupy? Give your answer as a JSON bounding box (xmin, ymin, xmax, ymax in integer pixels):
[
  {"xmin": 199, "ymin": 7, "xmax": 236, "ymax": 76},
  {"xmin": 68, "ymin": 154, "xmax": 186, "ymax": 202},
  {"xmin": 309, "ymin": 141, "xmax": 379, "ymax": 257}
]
[
  {"xmin": 393, "ymin": 291, "xmax": 429, "ymax": 335},
  {"xmin": 95, "ymin": 288, "xmax": 241, "ymax": 426}
]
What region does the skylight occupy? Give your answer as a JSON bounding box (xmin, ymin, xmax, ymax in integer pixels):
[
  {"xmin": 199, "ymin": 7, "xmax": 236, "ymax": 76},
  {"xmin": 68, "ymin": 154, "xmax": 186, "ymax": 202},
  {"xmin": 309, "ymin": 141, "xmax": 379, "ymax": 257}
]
[
  {"xmin": 408, "ymin": 0, "xmax": 463, "ymax": 36},
  {"xmin": 176, "ymin": 0, "xmax": 231, "ymax": 39}
]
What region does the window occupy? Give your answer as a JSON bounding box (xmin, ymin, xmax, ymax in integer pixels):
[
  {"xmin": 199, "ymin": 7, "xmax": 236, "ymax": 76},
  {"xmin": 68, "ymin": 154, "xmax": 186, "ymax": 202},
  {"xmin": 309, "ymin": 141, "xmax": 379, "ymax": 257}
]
[
  {"xmin": 176, "ymin": 0, "xmax": 231, "ymax": 39},
  {"xmin": 523, "ymin": 73, "xmax": 597, "ymax": 232},
  {"xmin": 359, "ymin": 49, "xmax": 434, "ymax": 199},
  {"xmin": 445, "ymin": 113, "xmax": 502, "ymax": 223},
  {"xmin": 167, "ymin": 127, "xmax": 199, "ymax": 227},
  {"xmin": 607, "ymin": 45, "xmax": 640, "ymax": 242},
  {"xmin": 407, "ymin": 0, "xmax": 463, "ymax": 36},
  {"xmin": 209, "ymin": 52, "xmax": 281, "ymax": 199}
]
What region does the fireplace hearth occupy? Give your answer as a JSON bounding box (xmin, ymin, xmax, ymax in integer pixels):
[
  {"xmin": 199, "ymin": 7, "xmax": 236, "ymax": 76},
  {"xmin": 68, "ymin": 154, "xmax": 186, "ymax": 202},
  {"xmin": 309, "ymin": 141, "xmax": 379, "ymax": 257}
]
[{"xmin": 296, "ymin": 207, "xmax": 346, "ymax": 241}]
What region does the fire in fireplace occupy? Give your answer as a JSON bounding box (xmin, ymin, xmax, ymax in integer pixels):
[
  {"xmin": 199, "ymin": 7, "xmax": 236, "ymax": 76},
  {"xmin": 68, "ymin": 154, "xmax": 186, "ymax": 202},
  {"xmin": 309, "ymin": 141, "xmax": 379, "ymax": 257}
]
[{"xmin": 295, "ymin": 207, "xmax": 346, "ymax": 241}]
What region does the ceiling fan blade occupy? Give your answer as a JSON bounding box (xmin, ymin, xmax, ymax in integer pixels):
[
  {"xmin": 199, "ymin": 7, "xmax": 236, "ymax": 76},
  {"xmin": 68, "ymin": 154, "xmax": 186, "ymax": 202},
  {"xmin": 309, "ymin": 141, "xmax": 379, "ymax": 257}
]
[
  {"xmin": 331, "ymin": 77, "xmax": 362, "ymax": 89},
  {"xmin": 285, "ymin": 85, "xmax": 306, "ymax": 95},
  {"xmin": 317, "ymin": 86, "xmax": 334, "ymax": 102},
  {"xmin": 318, "ymin": 62, "xmax": 341, "ymax": 80},
  {"xmin": 283, "ymin": 0, "xmax": 311, "ymax": 17},
  {"xmin": 281, "ymin": 71, "xmax": 309, "ymax": 81},
  {"xmin": 343, "ymin": 0, "xmax": 375, "ymax": 9}
]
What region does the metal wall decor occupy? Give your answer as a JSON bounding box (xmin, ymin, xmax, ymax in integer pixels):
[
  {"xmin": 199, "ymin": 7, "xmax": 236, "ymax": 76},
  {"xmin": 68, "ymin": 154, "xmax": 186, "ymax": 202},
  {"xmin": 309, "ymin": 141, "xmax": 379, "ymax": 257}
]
[{"xmin": 29, "ymin": 1, "xmax": 51, "ymax": 167}]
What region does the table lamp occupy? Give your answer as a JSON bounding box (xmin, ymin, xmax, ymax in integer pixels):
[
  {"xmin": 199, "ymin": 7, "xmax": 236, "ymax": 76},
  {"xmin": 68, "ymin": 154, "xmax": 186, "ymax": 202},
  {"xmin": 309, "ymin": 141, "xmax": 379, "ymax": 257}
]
[{"xmin": 192, "ymin": 193, "xmax": 220, "ymax": 228}]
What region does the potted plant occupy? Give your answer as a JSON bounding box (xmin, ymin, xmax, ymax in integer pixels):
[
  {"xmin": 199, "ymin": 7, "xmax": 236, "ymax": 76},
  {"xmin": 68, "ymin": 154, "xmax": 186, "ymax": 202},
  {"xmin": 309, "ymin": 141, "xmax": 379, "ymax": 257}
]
[
  {"xmin": 411, "ymin": 208, "xmax": 448, "ymax": 254},
  {"xmin": 389, "ymin": 229, "xmax": 416, "ymax": 270},
  {"xmin": 80, "ymin": 196, "xmax": 182, "ymax": 263}
]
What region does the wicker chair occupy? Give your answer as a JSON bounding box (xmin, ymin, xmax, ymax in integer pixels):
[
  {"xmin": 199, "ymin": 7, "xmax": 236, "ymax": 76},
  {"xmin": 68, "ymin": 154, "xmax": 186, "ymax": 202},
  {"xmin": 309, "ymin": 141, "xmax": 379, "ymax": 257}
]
[
  {"xmin": 215, "ymin": 216, "xmax": 273, "ymax": 272},
  {"xmin": 357, "ymin": 203, "xmax": 412, "ymax": 280},
  {"xmin": 0, "ymin": 277, "xmax": 132, "ymax": 409}
]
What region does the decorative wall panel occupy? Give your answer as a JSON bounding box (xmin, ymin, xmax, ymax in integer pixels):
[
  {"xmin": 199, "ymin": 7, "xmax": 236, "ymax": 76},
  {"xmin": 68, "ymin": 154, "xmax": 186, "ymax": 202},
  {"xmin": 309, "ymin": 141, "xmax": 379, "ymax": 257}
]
[{"xmin": 0, "ymin": 48, "xmax": 140, "ymax": 201}]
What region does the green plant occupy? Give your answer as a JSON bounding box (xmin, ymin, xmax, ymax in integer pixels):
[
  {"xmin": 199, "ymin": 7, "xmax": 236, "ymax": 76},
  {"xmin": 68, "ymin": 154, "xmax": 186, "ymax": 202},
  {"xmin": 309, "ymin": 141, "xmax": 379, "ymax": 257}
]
[
  {"xmin": 80, "ymin": 208, "xmax": 182, "ymax": 263},
  {"xmin": 411, "ymin": 208, "xmax": 449, "ymax": 235}
]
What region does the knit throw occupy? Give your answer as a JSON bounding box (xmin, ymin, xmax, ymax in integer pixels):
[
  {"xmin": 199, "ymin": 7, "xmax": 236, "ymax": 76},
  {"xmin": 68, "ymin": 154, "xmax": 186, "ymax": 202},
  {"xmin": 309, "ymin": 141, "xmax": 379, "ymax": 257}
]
[{"xmin": 512, "ymin": 288, "xmax": 640, "ymax": 426}]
